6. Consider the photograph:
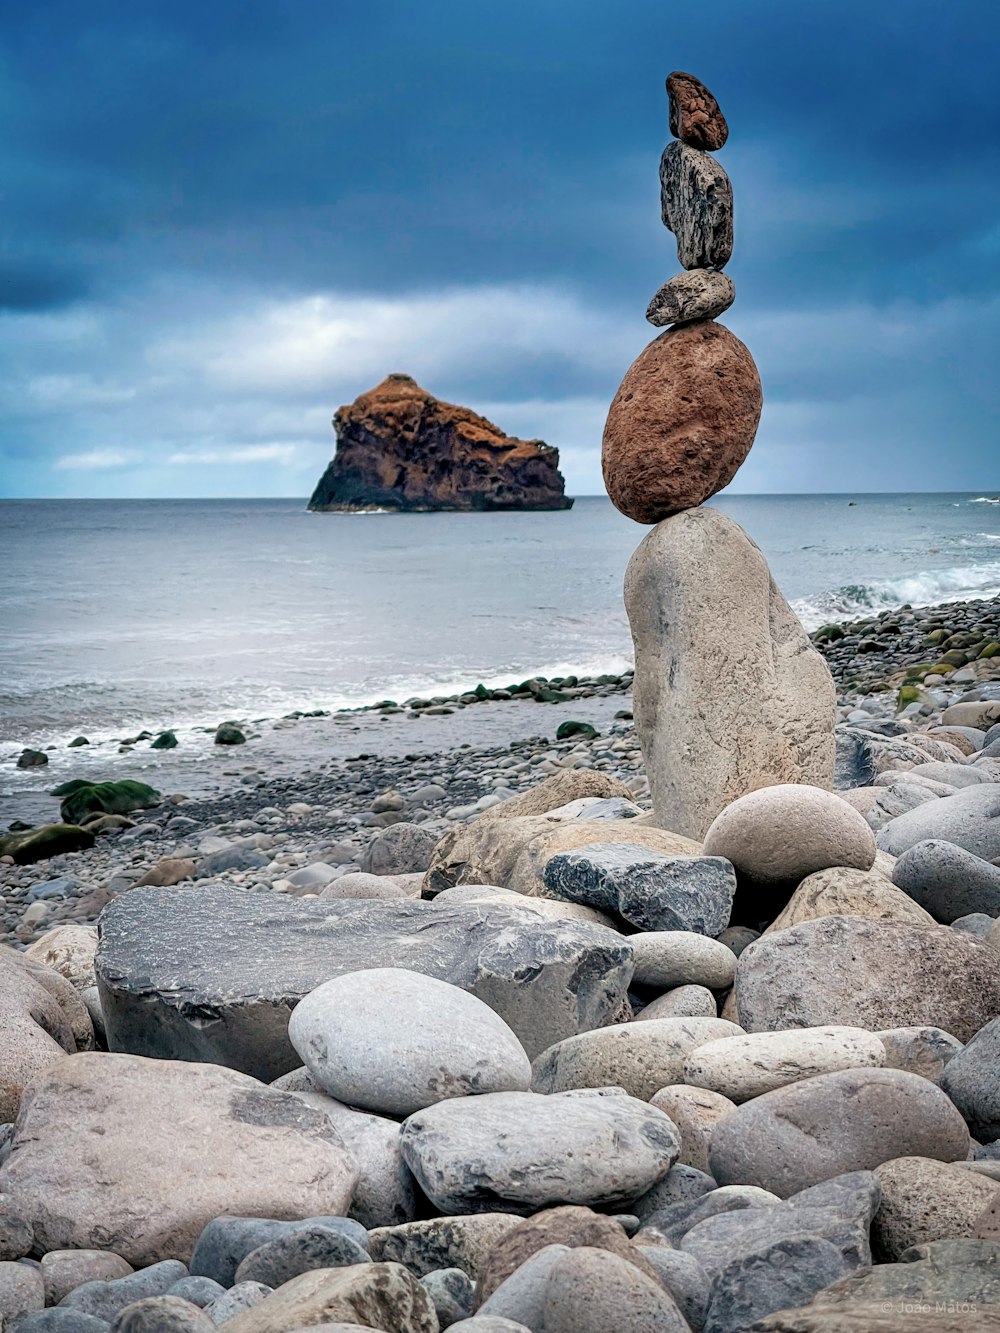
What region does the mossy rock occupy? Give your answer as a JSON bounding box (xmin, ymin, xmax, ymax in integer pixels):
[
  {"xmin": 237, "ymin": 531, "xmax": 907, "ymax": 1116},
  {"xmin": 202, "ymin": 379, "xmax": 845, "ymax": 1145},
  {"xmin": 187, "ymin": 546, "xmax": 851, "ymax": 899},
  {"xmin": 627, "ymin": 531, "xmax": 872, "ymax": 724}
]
[
  {"xmin": 556, "ymin": 720, "xmax": 599, "ymax": 741},
  {"xmin": 0, "ymin": 822, "xmax": 95, "ymax": 864},
  {"xmin": 214, "ymin": 722, "xmax": 246, "ymax": 745},
  {"xmin": 150, "ymin": 730, "xmax": 178, "ymax": 749},
  {"xmin": 923, "ymin": 629, "xmax": 949, "ymax": 645},
  {"xmin": 939, "ymin": 649, "xmax": 969, "ymax": 667},
  {"xmin": 929, "ymin": 662, "xmax": 957, "ymax": 676},
  {"xmin": 533, "ymin": 688, "xmax": 567, "ymax": 703},
  {"xmin": 68, "ymin": 736, "xmax": 89, "ymax": 748},
  {"xmin": 812, "ymin": 624, "xmax": 845, "ymax": 644},
  {"xmin": 896, "ymin": 684, "xmax": 936, "ymax": 713},
  {"xmin": 59, "ymin": 779, "xmax": 161, "ymax": 825},
  {"xmin": 903, "ymin": 664, "xmax": 936, "ymax": 682},
  {"xmin": 978, "ymin": 642, "xmax": 1000, "ymax": 659},
  {"xmin": 16, "ymin": 748, "xmax": 48, "ymax": 769}
]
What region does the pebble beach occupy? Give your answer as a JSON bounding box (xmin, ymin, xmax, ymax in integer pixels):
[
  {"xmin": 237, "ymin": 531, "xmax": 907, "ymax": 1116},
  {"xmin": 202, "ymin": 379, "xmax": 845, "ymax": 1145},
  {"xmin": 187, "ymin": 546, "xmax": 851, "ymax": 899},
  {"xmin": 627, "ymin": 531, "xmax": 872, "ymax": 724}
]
[{"xmin": 5, "ymin": 49, "xmax": 1000, "ymax": 1333}]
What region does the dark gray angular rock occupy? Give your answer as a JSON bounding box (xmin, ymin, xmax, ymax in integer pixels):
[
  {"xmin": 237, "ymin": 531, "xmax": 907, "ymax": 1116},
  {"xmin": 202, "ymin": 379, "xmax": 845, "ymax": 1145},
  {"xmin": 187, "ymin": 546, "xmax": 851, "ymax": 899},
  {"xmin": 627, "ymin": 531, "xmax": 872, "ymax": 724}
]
[
  {"xmin": 233, "ymin": 1224, "xmax": 371, "ymax": 1287},
  {"xmin": 420, "ymin": 1267, "xmax": 474, "ymax": 1328},
  {"xmin": 940, "ymin": 1016, "xmax": 1000, "ymax": 1142},
  {"xmin": 877, "ymin": 784, "xmax": 1000, "ymax": 859},
  {"xmin": 634, "ymin": 1246, "xmax": 709, "ymax": 1331},
  {"xmin": 632, "ymin": 1164, "xmax": 717, "ymax": 1221},
  {"xmin": 110, "ymin": 1296, "xmax": 215, "ymax": 1333},
  {"xmin": 18, "ymin": 1313, "xmax": 112, "ymax": 1333},
  {"xmin": 60, "ymin": 1264, "xmax": 189, "ymax": 1322},
  {"xmin": 659, "ymin": 141, "xmax": 733, "ymax": 269},
  {"xmin": 701, "ymin": 1234, "xmax": 851, "ymax": 1333},
  {"xmin": 679, "ymin": 1195, "xmax": 874, "ymax": 1278},
  {"xmin": 96, "ymin": 884, "xmax": 633, "ymax": 1076},
  {"xmin": 834, "ymin": 726, "xmax": 878, "ymax": 789},
  {"xmin": 190, "ymin": 1216, "xmax": 367, "ymax": 1288},
  {"xmin": 543, "ymin": 844, "xmax": 735, "ymax": 935},
  {"xmin": 892, "ymin": 838, "xmax": 1000, "ymax": 921},
  {"xmin": 361, "ymin": 822, "xmax": 437, "ymax": 875},
  {"xmin": 797, "ymin": 1236, "xmax": 1000, "ymax": 1311},
  {"xmin": 164, "ymin": 1278, "xmax": 226, "ymax": 1309},
  {"xmin": 400, "ymin": 1089, "xmax": 679, "ymax": 1215}
]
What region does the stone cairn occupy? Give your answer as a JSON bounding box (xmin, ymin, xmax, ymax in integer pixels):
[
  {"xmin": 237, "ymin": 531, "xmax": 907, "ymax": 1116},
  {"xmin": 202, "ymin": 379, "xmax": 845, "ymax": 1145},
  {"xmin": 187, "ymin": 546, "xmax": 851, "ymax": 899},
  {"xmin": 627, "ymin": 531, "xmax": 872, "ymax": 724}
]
[{"xmin": 603, "ymin": 71, "xmax": 837, "ymax": 840}]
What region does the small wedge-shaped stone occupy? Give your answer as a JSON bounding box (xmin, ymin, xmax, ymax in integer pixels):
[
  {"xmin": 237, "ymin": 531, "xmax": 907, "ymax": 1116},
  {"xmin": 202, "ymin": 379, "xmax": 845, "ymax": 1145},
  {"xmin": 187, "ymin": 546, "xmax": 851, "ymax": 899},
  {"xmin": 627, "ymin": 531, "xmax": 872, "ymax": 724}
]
[
  {"xmin": 660, "ymin": 141, "xmax": 733, "ymax": 269},
  {"xmin": 646, "ymin": 270, "xmax": 735, "ymax": 327}
]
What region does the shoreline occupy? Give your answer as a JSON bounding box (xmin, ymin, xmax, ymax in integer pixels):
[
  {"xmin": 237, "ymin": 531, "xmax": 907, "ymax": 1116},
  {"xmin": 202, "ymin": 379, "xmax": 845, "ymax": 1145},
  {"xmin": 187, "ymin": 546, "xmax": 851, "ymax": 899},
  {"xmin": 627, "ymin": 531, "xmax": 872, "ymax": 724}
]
[{"xmin": 4, "ymin": 589, "xmax": 1000, "ymax": 831}]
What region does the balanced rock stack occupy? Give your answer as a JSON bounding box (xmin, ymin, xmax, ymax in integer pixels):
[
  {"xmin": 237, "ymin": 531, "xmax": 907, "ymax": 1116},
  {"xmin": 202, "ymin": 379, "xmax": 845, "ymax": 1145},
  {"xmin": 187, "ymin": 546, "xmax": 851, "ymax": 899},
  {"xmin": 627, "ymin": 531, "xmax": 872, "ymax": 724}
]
[{"xmin": 603, "ymin": 72, "xmax": 836, "ymax": 839}]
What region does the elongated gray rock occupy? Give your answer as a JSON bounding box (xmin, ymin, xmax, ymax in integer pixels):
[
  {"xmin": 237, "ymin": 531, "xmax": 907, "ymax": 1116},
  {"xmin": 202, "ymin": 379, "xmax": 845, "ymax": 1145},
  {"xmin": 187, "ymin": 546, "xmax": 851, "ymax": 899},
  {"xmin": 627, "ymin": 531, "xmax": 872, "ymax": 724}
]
[
  {"xmin": 659, "ymin": 141, "xmax": 733, "ymax": 269},
  {"xmin": 0, "ymin": 1053, "xmax": 359, "ymax": 1266},
  {"xmin": 876, "ymin": 784, "xmax": 1000, "ymax": 859},
  {"xmin": 96, "ymin": 885, "xmax": 633, "ymax": 1076},
  {"xmin": 708, "ymin": 1068, "xmax": 970, "ymax": 1197},
  {"xmin": 625, "ymin": 509, "xmax": 836, "ymax": 839},
  {"xmin": 734, "ymin": 914, "xmax": 1000, "ymax": 1042},
  {"xmin": 400, "ymin": 1089, "xmax": 680, "ymax": 1214}
]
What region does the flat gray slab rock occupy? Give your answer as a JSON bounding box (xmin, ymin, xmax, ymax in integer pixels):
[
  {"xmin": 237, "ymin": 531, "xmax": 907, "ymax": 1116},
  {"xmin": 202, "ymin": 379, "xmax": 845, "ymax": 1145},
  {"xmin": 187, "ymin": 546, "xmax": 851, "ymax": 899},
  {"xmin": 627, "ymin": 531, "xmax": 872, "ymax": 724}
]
[{"xmin": 96, "ymin": 884, "xmax": 633, "ymax": 1076}]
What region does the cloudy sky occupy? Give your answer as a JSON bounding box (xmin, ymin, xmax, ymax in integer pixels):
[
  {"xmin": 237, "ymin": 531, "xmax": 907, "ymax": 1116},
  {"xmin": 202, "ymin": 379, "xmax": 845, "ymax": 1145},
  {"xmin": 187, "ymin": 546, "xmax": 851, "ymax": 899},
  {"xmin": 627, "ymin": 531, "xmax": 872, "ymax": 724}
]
[{"xmin": 2, "ymin": 0, "xmax": 998, "ymax": 499}]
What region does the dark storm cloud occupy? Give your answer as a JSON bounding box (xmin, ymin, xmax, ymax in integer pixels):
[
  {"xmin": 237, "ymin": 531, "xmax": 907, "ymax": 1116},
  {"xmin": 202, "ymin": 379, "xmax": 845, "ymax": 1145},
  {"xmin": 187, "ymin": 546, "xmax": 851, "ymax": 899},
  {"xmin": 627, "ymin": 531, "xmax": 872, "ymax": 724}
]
[{"xmin": 0, "ymin": 0, "xmax": 997, "ymax": 496}]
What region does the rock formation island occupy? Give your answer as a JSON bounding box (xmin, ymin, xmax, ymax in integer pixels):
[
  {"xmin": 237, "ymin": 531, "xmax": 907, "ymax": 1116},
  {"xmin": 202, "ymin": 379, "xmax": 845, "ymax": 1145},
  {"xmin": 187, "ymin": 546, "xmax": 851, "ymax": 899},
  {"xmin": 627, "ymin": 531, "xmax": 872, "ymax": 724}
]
[{"xmin": 308, "ymin": 373, "xmax": 573, "ymax": 512}]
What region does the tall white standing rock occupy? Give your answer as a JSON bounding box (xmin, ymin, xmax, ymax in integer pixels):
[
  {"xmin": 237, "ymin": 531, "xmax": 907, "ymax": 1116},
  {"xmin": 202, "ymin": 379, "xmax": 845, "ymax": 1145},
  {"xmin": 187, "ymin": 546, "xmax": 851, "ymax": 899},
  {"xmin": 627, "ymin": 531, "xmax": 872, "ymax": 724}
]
[{"xmin": 625, "ymin": 507, "xmax": 836, "ymax": 839}]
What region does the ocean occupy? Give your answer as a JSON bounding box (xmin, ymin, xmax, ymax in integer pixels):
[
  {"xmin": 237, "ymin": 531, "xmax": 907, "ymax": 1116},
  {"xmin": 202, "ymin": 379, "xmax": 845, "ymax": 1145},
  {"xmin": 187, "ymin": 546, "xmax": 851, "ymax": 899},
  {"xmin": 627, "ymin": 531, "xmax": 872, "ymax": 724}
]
[{"xmin": 2, "ymin": 493, "xmax": 1000, "ymax": 758}]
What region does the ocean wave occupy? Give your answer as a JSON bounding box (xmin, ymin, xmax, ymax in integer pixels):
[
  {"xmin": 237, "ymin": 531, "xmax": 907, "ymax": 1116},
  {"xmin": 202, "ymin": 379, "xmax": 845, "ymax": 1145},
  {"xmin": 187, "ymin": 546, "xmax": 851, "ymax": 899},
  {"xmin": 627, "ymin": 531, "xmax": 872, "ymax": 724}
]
[
  {"xmin": 791, "ymin": 562, "xmax": 1000, "ymax": 630},
  {"xmin": 970, "ymin": 496, "xmax": 1000, "ymax": 504}
]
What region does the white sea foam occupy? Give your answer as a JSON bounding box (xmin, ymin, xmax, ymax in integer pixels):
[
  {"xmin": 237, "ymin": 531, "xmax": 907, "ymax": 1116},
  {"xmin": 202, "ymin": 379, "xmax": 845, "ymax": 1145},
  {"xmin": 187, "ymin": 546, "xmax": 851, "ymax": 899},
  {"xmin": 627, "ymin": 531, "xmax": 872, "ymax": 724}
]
[{"xmin": 792, "ymin": 562, "xmax": 1000, "ymax": 630}]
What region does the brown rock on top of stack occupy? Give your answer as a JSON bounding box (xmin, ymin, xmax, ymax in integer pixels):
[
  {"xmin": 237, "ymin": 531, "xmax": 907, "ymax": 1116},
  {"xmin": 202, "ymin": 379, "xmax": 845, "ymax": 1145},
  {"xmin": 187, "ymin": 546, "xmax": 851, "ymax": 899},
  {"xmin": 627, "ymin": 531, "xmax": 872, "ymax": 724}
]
[
  {"xmin": 667, "ymin": 70, "xmax": 729, "ymax": 151},
  {"xmin": 602, "ymin": 321, "xmax": 762, "ymax": 524}
]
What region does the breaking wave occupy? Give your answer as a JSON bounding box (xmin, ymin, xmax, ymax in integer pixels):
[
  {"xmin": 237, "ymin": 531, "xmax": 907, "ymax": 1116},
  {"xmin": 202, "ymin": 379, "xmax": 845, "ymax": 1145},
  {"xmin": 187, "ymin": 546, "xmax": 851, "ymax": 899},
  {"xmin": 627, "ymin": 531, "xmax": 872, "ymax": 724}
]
[{"xmin": 792, "ymin": 562, "xmax": 1000, "ymax": 630}]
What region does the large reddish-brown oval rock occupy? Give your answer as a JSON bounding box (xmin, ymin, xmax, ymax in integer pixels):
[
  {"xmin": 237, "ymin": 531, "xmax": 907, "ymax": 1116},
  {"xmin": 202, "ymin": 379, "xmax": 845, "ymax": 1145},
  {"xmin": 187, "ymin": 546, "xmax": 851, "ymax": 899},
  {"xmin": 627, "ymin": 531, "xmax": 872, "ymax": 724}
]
[
  {"xmin": 602, "ymin": 321, "xmax": 762, "ymax": 524},
  {"xmin": 667, "ymin": 71, "xmax": 728, "ymax": 151}
]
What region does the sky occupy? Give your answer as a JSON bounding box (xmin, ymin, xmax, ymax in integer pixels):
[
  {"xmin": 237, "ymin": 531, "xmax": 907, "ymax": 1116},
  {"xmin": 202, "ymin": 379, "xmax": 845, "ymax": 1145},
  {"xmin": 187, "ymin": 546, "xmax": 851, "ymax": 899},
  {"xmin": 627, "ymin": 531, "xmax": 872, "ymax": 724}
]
[{"xmin": 1, "ymin": 0, "xmax": 998, "ymax": 499}]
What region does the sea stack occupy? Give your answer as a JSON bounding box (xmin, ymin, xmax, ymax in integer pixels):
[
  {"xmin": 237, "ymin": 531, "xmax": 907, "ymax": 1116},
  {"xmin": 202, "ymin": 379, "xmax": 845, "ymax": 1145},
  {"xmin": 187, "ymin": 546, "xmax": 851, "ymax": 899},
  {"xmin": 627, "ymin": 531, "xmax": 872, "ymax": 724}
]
[
  {"xmin": 606, "ymin": 71, "xmax": 836, "ymax": 838},
  {"xmin": 308, "ymin": 373, "xmax": 572, "ymax": 512}
]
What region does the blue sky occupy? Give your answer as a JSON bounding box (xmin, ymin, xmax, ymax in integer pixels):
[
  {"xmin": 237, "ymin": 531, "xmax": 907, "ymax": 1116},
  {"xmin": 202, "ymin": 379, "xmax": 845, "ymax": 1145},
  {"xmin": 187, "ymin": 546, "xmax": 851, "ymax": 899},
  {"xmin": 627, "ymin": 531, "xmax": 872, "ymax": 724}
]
[{"xmin": 1, "ymin": 0, "xmax": 998, "ymax": 499}]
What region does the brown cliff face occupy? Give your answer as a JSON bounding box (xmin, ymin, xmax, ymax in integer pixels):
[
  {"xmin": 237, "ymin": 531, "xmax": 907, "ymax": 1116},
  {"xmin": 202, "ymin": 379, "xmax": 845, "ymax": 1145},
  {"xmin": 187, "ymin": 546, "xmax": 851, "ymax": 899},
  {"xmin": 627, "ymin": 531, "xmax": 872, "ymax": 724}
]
[{"xmin": 307, "ymin": 374, "xmax": 573, "ymax": 512}]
